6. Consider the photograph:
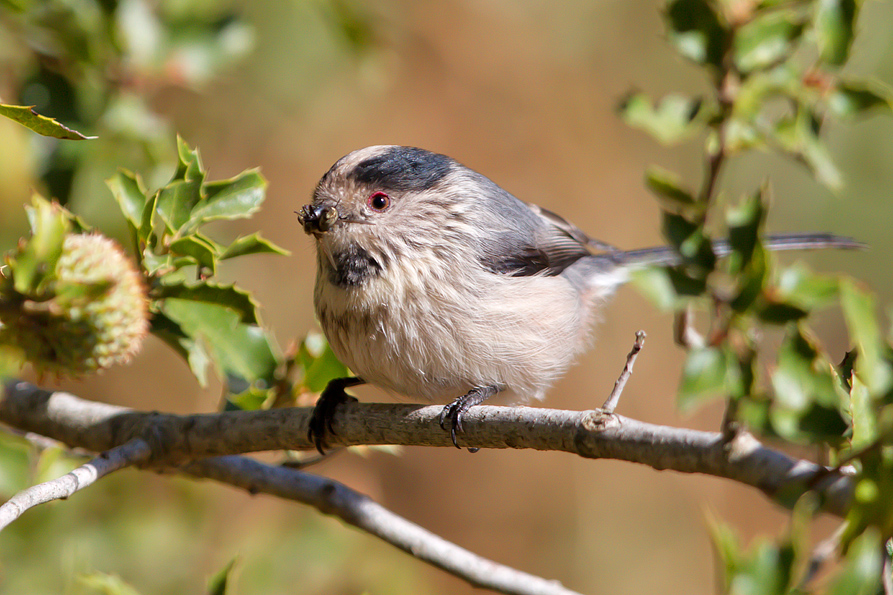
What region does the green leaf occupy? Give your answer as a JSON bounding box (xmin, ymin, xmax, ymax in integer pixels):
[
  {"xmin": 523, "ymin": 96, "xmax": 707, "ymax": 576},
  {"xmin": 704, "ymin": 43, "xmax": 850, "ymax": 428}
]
[
  {"xmin": 730, "ymin": 246, "xmax": 768, "ymax": 314},
  {"xmin": 630, "ymin": 267, "xmax": 685, "ymax": 310},
  {"xmin": 207, "ymin": 556, "xmax": 238, "ymax": 595},
  {"xmin": 661, "ymin": 212, "xmax": 716, "ymax": 272},
  {"xmin": 815, "ymin": 0, "xmax": 858, "ymax": 66},
  {"xmin": 619, "ymin": 93, "xmax": 705, "ymax": 145},
  {"xmin": 770, "ymin": 325, "xmax": 848, "ymax": 443},
  {"xmin": 828, "ymin": 529, "xmax": 883, "ymax": 595},
  {"xmin": 173, "ymin": 136, "xmax": 205, "ymax": 185},
  {"xmin": 773, "ymin": 108, "xmax": 843, "ymax": 190},
  {"xmin": 755, "ymin": 300, "xmax": 808, "ymax": 324},
  {"xmin": 842, "ymin": 447, "xmax": 893, "ymax": 550},
  {"xmin": 775, "ymin": 264, "xmax": 840, "ymax": 310},
  {"xmin": 664, "ymin": 0, "xmax": 728, "ymax": 70},
  {"xmin": 187, "ymin": 170, "xmax": 267, "ymax": 228},
  {"xmin": 106, "ymin": 170, "xmax": 148, "ymax": 229},
  {"xmin": 156, "ymin": 179, "xmax": 203, "ymax": 233},
  {"xmin": 734, "ymin": 11, "xmax": 804, "ymax": 73},
  {"xmin": 726, "ymin": 188, "xmax": 765, "ymax": 273},
  {"xmin": 0, "ymin": 104, "xmax": 96, "ymax": 140},
  {"xmin": 139, "ymin": 191, "xmax": 159, "ymax": 245},
  {"xmin": 169, "ymin": 235, "xmax": 219, "ymax": 272},
  {"xmin": 219, "ymin": 233, "xmax": 290, "ymax": 260},
  {"xmin": 848, "ymin": 374, "xmax": 877, "ymax": 452},
  {"xmin": 829, "ymin": 81, "xmax": 893, "ymax": 118},
  {"xmin": 840, "ymin": 279, "xmax": 893, "ymax": 396},
  {"xmin": 161, "ymin": 298, "xmax": 279, "ymax": 386},
  {"xmin": 298, "ymin": 332, "xmax": 349, "ymax": 393},
  {"xmin": 645, "ymin": 166, "xmax": 700, "ymax": 213},
  {"xmin": 150, "ymin": 312, "xmax": 212, "ymax": 386},
  {"xmin": 155, "ymin": 282, "xmax": 261, "ymax": 325},
  {"xmin": 772, "ymin": 325, "xmax": 841, "ymax": 410},
  {"xmin": 13, "ymin": 195, "xmax": 71, "ymax": 295},
  {"xmin": 679, "ymin": 346, "xmax": 739, "ymax": 410}
]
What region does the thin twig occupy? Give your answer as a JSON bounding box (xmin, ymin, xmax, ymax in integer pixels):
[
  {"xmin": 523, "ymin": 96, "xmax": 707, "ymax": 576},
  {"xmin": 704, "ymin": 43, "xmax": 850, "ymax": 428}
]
[
  {"xmin": 602, "ymin": 330, "xmax": 646, "ymax": 413},
  {"xmin": 185, "ymin": 456, "xmax": 583, "ymax": 595},
  {"xmin": 673, "ymin": 306, "xmax": 704, "ymax": 349},
  {"xmin": 800, "ymin": 523, "xmax": 846, "ymax": 588},
  {"xmin": 0, "ymin": 438, "xmax": 151, "ymax": 530}
]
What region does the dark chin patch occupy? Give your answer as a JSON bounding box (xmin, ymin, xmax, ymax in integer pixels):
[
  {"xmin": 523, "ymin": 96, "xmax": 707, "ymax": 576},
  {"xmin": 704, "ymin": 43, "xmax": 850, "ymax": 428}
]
[
  {"xmin": 351, "ymin": 146, "xmax": 452, "ymax": 191},
  {"xmin": 329, "ymin": 244, "xmax": 383, "ymax": 286}
]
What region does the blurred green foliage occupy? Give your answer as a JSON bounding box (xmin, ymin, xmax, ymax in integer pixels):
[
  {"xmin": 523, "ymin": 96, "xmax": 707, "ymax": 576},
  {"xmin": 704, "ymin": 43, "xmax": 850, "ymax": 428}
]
[{"xmin": 623, "ymin": 0, "xmax": 893, "ymax": 591}]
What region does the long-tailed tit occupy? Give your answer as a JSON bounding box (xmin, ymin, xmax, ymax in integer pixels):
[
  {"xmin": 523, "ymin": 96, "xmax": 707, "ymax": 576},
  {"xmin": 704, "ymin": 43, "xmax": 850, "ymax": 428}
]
[{"xmin": 298, "ymin": 145, "xmax": 861, "ymax": 452}]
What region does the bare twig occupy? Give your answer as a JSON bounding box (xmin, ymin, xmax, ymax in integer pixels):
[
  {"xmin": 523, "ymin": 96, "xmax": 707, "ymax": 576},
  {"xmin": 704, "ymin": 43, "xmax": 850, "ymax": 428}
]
[
  {"xmin": 800, "ymin": 523, "xmax": 846, "ymax": 588},
  {"xmin": 185, "ymin": 456, "xmax": 583, "ymax": 595},
  {"xmin": 0, "ymin": 438, "xmax": 151, "ymax": 530},
  {"xmin": 673, "ymin": 306, "xmax": 704, "ymax": 349},
  {"xmin": 602, "ymin": 330, "xmax": 646, "ymax": 413},
  {"xmin": 0, "ymin": 381, "xmax": 855, "ymax": 517}
]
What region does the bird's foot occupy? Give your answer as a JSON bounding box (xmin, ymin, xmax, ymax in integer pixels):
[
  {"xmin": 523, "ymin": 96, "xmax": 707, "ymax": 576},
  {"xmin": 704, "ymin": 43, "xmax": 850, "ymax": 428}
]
[
  {"xmin": 439, "ymin": 385, "xmax": 498, "ymax": 450},
  {"xmin": 308, "ymin": 377, "xmax": 363, "ymax": 454}
]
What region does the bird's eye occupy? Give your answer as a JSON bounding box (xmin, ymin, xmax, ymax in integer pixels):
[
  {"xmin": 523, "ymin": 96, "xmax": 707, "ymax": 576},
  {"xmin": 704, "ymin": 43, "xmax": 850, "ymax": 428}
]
[{"xmin": 367, "ymin": 191, "xmax": 391, "ymax": 212}]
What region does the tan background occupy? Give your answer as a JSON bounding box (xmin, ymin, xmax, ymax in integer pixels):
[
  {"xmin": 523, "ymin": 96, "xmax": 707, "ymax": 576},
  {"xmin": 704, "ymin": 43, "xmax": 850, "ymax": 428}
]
[{"xmin": 2, "ymin": 1, "xmax": 893, "ymax": 593}]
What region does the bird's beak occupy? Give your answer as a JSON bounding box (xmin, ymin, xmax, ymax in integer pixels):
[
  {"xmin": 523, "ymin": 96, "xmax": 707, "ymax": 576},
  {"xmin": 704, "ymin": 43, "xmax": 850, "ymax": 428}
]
[{"xmin": 297, "ymin": 204, "xmax": 339, "ymax": 235}]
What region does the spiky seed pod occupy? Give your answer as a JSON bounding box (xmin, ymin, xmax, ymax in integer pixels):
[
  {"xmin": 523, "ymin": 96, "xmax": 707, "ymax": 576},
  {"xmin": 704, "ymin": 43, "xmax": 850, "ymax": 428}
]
[{"xmin": 0, "ymin": 234, "xmax": 149, "ymax": 376}]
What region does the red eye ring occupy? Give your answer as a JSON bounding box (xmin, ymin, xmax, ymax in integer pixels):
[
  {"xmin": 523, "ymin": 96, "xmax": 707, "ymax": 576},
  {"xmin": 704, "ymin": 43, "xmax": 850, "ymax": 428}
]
[{"xmin": 367, "ymin": 191, "xmax": 391, "ymax": 212}]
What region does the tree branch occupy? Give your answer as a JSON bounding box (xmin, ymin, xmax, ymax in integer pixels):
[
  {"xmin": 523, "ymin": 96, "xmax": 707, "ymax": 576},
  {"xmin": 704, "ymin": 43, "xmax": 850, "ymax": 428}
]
[
  {"xmin": 185, "ymin": 456, "xmax": 583, "ymax": 595},
  {"xmin": 0, "ymin": 380, "xmax": 854, "ymax": 516},
  {"xmin": 0, "ymin": 437, "xmax": 151, "ymax": 529}
]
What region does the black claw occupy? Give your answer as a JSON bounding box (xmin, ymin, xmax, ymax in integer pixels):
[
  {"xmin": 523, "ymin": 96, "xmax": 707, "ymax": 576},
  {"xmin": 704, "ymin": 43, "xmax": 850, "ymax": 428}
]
[
  {"xmin": 439, "ymin": 386, "xmax": 498, "ymax": 450},
  {"xmin": 307, "ymin": 377, "xmax": 364, "ymax": 454}
]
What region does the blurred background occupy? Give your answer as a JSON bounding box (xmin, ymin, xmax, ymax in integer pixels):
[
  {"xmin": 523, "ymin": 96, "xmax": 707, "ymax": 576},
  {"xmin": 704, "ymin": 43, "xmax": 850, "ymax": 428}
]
[{"xmin": 1, "ymin": 0, "xmax": 892, "ymax": 593}]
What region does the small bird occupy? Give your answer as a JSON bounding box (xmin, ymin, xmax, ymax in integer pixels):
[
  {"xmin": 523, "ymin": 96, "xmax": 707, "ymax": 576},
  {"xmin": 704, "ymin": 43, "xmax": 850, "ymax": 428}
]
[{"xmin": 298, "ymin": 145, "xmax": 860, "ymax": 453}]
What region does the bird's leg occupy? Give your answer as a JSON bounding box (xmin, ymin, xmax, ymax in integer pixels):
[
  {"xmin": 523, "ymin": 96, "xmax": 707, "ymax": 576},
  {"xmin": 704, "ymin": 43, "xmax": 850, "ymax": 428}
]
[
  {"xmin": 308, "ymin": 376, "xmax": 365, "ymax": 454},
  {"xmin": 439, "ymin": 385, "xmax": 499, "ymax": 449}
]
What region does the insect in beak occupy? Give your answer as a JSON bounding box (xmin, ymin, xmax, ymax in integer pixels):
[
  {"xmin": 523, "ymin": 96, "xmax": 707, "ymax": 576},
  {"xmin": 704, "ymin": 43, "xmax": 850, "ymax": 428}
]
[{"xmin": 297, "ymin": 204, "xmax": 339, "ymax": 234}]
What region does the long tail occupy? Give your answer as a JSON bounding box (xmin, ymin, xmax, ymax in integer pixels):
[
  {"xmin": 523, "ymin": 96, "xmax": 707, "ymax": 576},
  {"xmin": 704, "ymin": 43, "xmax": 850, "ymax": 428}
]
[
  {"xmin": 572, "ymin": 233, "xmax": 864, "ymax": 298},
  {"xmin": 605, "ymin": 233, "xmax": 865, "ymax": 267}
]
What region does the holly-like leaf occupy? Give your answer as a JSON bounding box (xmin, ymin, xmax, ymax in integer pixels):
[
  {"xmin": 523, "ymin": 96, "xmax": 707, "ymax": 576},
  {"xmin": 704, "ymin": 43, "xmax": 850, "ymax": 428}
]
[
  {"xmin": 219, "ymin": 233, "xmax": 289, "ymax": 260},
  {"xmin": 169, "ymin": 235, "xmax": 219, "ymax": 273},
  {"xmin": 161, "ymin": 298, "xmax": 279, "ymax": 387},
  {"xmin": 186, "ymin": 170, "xmax": 267, "ymax": 228},
  {"xmin": 156, "ymin": 179, "xmax": 203, "ymax": 233},
  {"xmin": 106, "ymin": 170, "xmax": 148, "ymax": 229},
  {"xmin": 155, "ymin": 282, "xmax": 262, "ymax": 325},
  {"xmin": 0, "ymin": 104, "xmax": 96, "ymax": 140}
]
